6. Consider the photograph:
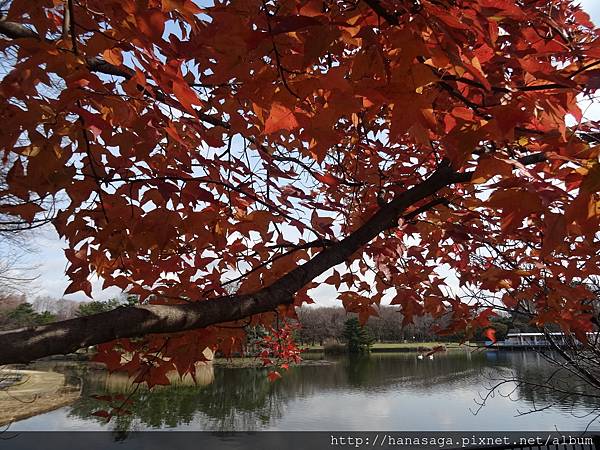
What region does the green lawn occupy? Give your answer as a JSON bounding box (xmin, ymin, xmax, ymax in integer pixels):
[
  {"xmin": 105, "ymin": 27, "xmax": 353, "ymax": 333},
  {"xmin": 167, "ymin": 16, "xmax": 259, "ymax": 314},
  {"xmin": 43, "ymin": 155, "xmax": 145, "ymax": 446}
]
[
  {"xmin": 377, "ymin": 342, "xmax": 449, "ymax": 349},
  {"xmin": 300, "ymin": 342, "xmax": 462, "ymax": 351}
]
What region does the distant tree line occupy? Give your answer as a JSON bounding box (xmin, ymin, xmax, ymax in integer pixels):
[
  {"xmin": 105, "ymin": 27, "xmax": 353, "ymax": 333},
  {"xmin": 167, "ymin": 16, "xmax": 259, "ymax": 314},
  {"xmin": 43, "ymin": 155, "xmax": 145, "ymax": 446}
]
[
  {"xmin": 295, "ymin": 306, "xmax": 533, "ymax": 346},
  {"xmin": 295, "ymin": 306, "xmax": 445, "ymax": 345},
  {"xmin": 0, "ymin": 293, "xmax": 133, "ymax": 330},
  {"xmin": 0, "ymin": 293, "xmax": 548, "ymax": 342}
]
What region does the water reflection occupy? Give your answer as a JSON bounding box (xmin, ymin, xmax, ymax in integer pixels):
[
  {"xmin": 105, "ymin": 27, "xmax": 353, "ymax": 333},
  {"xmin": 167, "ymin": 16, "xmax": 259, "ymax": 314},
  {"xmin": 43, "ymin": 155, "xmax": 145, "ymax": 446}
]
[
  {"xmin": 17, "ymin": 351, "xmax": 600, "ymax": 431},
  {"xmin": 491, "ymin": 351, "xmax": 600, "ymax": 414}
]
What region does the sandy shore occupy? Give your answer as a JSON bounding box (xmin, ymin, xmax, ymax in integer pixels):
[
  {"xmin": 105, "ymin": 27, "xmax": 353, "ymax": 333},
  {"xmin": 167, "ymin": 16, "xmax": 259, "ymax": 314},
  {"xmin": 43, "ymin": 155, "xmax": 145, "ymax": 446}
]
[{"xmin": 0, "ymin": 369, "xmax": 80, "ymax": 426}]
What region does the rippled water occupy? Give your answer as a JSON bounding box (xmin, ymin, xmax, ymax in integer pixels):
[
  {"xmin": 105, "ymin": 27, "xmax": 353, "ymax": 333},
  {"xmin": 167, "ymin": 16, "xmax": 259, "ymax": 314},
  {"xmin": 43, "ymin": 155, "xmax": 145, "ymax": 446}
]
[{"xmin": 10, "ymin": 350, "xmax": 600, "ymax": 431}]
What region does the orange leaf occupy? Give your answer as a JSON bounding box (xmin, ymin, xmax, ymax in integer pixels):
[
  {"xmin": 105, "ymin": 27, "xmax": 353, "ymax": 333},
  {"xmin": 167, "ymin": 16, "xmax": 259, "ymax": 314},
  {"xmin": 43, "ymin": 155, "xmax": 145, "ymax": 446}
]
[
  {"xmin": 314, "ymin": 172, "xmax": 340, "ymax": 187},
  {"xmin": 484, "ymin": 328, "xmax": 496, "ymax": 344},
  {"xmin": 471, "ymin": 157, "xmax": 513, "ymax": 184},
  {"xmin": 264, "ymin": 103, "xmax": 299, "ymax": 134},
  {"xmin": 173, "ymin": 79, "xmax": 200, "ymax": 113},
  {"xmin": 103, "ymin": 48, "xmax": 123, "ymax": 66}
]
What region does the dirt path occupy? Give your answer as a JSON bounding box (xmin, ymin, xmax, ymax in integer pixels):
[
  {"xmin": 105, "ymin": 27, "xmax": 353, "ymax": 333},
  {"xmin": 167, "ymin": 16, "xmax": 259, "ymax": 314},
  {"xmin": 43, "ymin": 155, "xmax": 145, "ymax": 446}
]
[{"xmin": 0, "ymin": 369, "xmax": 80, "ymax": 426}]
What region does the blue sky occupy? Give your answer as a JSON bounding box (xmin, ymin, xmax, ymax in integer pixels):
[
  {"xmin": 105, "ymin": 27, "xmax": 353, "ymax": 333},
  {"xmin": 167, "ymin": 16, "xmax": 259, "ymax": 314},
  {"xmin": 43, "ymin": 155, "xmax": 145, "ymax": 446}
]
[
  {"xmin": 580, "ymin": 0, "xmax": 600, "ymax": 22},
  {"xmin": 15, "ymin": 0, "xmax": 600, "ymax": 304}
]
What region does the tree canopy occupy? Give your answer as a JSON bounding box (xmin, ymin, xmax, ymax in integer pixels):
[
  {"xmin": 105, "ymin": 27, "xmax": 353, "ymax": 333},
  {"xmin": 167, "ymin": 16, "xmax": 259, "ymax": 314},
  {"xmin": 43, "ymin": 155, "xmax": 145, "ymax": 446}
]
[{"xmin": 1, "ymin": 0, "xmax": 600, "ymax": 386}]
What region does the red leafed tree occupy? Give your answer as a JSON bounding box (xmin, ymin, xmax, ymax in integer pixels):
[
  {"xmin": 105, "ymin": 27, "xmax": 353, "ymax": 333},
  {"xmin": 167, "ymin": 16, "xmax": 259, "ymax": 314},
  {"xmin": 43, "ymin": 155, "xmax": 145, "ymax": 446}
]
[{"xmin": 1, "ymin": 0, "xmax": 600, "ymax": 386}]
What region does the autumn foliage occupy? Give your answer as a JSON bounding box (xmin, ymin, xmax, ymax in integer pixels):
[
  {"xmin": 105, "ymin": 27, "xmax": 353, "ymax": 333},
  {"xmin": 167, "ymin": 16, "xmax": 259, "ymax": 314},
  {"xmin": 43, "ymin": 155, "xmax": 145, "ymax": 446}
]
[{"xmin": 1, "ymin": 0, "xmax": 600, "ymax": 386}]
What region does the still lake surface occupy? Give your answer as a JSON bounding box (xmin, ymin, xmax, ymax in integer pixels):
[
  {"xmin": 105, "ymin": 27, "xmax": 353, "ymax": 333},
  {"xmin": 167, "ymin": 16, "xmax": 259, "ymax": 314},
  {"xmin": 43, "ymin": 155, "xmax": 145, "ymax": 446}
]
[{"xmin": 10, "ymin": 350, "xmax": 600, "ymax": 431}]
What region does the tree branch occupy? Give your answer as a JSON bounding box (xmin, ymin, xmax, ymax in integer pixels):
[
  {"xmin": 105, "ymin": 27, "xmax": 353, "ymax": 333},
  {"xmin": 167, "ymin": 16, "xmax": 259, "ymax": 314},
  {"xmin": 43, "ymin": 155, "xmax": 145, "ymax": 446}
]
[
  {"xmin": 361, "ymin": 0, "xmax": 399, "ymax": 25},
  {"xmin": 0, "ymin": 19, "xmax": 38, "ymax": 39},
  {"xmin": 0, "ymin": 19, "xmax": 228, "ymax": 129},
  {"xmin": 0, "ymin": 16, "xmax": 552, "ymax": 365},
  {"xmin": 0, "ymin": 161, "xmax": 461, "ymax": 364}
]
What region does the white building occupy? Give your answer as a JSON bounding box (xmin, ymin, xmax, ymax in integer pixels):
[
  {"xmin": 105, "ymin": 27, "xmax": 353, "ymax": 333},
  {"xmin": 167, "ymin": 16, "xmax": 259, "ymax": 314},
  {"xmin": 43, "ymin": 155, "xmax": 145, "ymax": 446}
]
[{"xmin": 493, "ymin": 332, "xmax": 599, "ymax": 348}]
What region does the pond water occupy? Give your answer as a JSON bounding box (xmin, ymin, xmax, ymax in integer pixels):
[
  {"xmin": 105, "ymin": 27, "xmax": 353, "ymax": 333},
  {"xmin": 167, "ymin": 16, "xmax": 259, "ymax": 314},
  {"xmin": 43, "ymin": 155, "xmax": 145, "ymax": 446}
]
[{"xmin": 9, "ymin": 350, "xmax": 600, "ymax": 432}]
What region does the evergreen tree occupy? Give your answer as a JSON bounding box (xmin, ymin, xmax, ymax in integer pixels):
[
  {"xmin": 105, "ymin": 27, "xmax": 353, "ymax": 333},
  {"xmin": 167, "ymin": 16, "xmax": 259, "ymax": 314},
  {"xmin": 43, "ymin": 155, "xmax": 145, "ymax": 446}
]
[
  {"xmin": 342, "ymin": 318, "xmax": 374, "ymax": 354},
  {"xmin": 75, "ymin": 298, "xmax": 122, "ymax": 317},
  {"xmin": 3, "ymin": 303, "xmax": 56, "ymax": 328}
]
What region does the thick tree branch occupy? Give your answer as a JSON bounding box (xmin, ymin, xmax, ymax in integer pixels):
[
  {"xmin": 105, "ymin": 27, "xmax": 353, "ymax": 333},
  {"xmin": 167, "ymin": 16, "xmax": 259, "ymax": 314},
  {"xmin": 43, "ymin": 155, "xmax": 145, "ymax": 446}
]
[
  {"xmin": 0, "ymin": 162, "xmax": 462, "ymax": 364},
  {"xmin": 0, "ymin": 148, "xmax": 547, "ymax": 364},
  {"xmin": 0, "ymin": 19, "xmax": 38, "ymax": 39}
]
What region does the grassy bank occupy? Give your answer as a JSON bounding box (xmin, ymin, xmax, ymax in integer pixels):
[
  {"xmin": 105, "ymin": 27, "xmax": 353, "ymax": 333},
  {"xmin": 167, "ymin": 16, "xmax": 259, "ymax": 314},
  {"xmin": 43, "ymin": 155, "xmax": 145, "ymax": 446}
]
[
  {"xmin": 301, "ymin": 342, "xmax": 464, "ymax": 353},
  {"xmin": 0, "ymin": 370, "xmax": 80, "ymax": 426}
]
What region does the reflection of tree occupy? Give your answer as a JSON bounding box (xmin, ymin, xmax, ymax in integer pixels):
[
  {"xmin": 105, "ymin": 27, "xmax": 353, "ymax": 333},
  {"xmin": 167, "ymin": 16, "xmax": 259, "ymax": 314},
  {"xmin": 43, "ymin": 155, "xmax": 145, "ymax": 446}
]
[
  {"xmin": 59, "ymin": 351, "xmax": 600, "ymax": 431},
  {"xmin": 343, "ymin": 355, "xmax": 372, "ymax": 385},
  {"xmin": 68, "ymin": 366, "xmax": 288, "ymax": 432},
  {"xmin": 466, "ymin": 278, "xmax": 600, "ymax": 428},
  {"xmin": 475, "ymin": 351, "xmax": 600, "ymax": 427},
  {"xmin": 65, "ymin": 352, "xmax": 493, "ymax": 431}
]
